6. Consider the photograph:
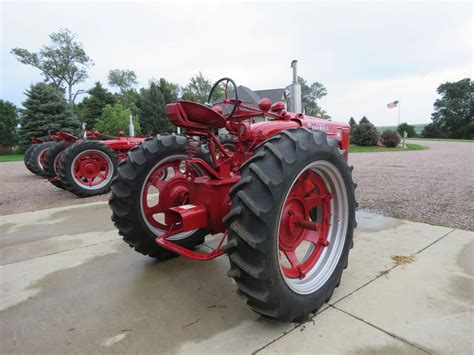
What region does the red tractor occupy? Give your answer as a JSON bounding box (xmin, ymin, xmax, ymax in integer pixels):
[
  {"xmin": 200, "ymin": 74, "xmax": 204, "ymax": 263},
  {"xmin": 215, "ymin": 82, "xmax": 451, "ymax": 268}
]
[
  {"xmin": 24, "ymin": 133, "xmax": 83, "ymax": 177},
  {"xmin": 24, "ymin": 129, "xmax": 144, "ymax": 197},
  {"xmin": 55, "ymin": 133, "xmax": 144, "ymax": 197},
  {"xmin": 23, "ymin": 136, "xmax": 53, "ymax": 176},
  {"xmin": 109, "ymin": 68, "xmax": 356, "ymax": 322}
]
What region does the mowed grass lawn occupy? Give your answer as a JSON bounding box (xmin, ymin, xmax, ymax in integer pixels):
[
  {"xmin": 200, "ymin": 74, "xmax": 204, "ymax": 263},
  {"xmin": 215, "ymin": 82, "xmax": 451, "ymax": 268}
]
[
  {"xmin": 409, "ymin": 137, "xmax": 473, "ymax": 143},
  {"xmin": 0, "ymin": 155, "xmax": 24, "ymax": 162},
  {"xmin": 350, "ymin": 143, "xmax": 427, "ymax": 153},
  {"xmin": 0, "ymin": 143, "xmax": 429, "ymax": 162}
]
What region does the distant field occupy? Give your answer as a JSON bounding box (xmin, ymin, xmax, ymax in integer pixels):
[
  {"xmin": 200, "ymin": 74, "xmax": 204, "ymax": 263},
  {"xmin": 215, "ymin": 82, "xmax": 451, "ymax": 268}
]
[
  {"xmin": 376, "ymin": 123, "xmax": 427, "ymax": 134},
  {"xmin": 409, "ymin": 137, "xmax": 473, "ymax": 143},
  {"xmin": 350, "ymin": 143, "xmax": 427, "ymax": 153},
  {"xmin": 0, "ymin": 155, "xmax": 23, "ymax": 162}
]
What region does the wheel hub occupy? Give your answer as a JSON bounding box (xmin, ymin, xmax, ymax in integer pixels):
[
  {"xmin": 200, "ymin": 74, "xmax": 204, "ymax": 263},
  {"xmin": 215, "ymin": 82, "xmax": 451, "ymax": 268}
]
[
  {"xmin": 72, "ymin": 150, "xmax": 112, "ymax": 188},
  {"xmin": 81, "ymin": 162, "xmax": 100, "ymax": 177},
  {"xmin": 160, "ymin": 176, "xmax": 190, "ymax": 208},
  {"xmin": 279, "ymin": 197, "xmax": 307, "ymax": 251},
  {"xmin": 278, "ymin": 170, "xmax": 332, "ymax": 280}
]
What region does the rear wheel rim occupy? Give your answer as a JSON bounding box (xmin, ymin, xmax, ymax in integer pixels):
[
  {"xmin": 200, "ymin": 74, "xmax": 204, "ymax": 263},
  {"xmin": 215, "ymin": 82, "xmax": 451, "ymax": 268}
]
[
  {"xmin": 140, "ymin": 155, "xmax": 198, "ymax": 241},
  {"xmin": 71, "ymin": 149, "xmax": 114, "ymax": 190},
  {"xmin": 277, "ymin": 160, "xmax": 349, "ymax": 295}
]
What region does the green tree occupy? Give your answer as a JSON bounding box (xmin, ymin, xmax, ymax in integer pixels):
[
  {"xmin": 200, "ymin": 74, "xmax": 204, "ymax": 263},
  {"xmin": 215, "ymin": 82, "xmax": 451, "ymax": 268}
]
[
  {"xmin": 0, "ymin": 100, "xmax": 19, "ymax": 147},
  {"xmin": 77, "ymin": 82, "xmax": 116, "ymax": 128},
  {"xmin": 397, "ymin": 122, "xmax": 417, "ymax": 138},
  {"xmin": 137, "ymin": 81, "xmax": 173, "ymax": 135},
  {"xmin": 95, "ymin": 104, "xmax": 140, "ymax": 136},
  {"xmin": 108, "ymin": 69, "xmax": 140, "ymax": 109},
  {"xmin": 348, "ymin": 117, "xmax": 357, "ymax": 142},
  {"xmin": 181, "ymin": 72, "xmax": 215, "ymax": 103},
  {"xmin": 349, "ymin": 117, "xmax": 357, "ymax": 130},
  {"xmin": 294, "ymin": 76, "xmax": 329, "ymax": 118},
  {"xmin": 20, "ymin": 82, "xmax": 80, "ymax": 147},
  {"xmin": 421, "ymin": 122, "xmax": 443, "ymax": 138},
  {"xmin": 430, "ymin": 78, "xmax": 473, "ymax": 139},
  {"xmin": 11, "ymin": 29, "xmax": 93, "ymax": 107},
  {"xmin": 351, "ymin": 123, "xmax": 379, "ymax": 146},
  {"xmin": 108, "ymin": 69, "xmax": 138, "ymax": 93},
  {"xmin": 351, "ymin": 117, "xmax": 378, "ymax": 146},
  {"xmin": 157, "ymin": 78, "xmax": 180, "ymax": 103},
  {"xmin": 359, "ymin": 116, "xmax": 371, "ymax": 125}
]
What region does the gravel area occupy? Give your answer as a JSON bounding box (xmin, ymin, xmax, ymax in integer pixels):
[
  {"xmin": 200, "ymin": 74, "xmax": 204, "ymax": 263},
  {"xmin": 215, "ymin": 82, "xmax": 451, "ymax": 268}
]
[
  {"xmin": 349, "ymin": 140, "xmax": 474, "ymax": 231},
  {"xmin": 0, "ymin": 162, "xmax": 110, "ymax": 215},
  {"xmin": 0, "ymin": 140, "xmax": 472, "ymax": 230}
]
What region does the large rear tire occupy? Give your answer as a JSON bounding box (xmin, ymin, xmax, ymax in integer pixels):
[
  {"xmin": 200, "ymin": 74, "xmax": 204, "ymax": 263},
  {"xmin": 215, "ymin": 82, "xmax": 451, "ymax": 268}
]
[
  {"xmin": 59, "ymin": 140, "xmax": 118, "ymax": 197},
  {"xmin": 223, "ymin": 128, "xmax": 356, "ymax": 322},
  {"xmin": 28, "ymin": 142, "xmax": 56, "ymax": 176},
  {"xmin": 43, "ymin": 141, "xmax": 68, "ymax": 189},
  {"xmin": 109, "ymin": 135, "xmax": 208, "ymax": 260}
]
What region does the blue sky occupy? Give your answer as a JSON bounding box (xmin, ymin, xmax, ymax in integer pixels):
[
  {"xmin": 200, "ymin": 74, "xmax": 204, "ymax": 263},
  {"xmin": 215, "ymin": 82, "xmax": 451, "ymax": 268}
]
[{"xmin": 1, "ymin": 1, "xmax": 472, "ymax": 125}]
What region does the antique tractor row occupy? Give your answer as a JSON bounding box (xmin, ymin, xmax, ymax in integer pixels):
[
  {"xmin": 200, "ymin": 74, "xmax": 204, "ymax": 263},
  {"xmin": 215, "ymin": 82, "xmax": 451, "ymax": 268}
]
[
  {"xmin": 24, "ymin": 131, "xmax": 144, "ymax": 197},
  {"xmin": 109, "ymin": 73, "xmax": 357, "ymax": 322}
]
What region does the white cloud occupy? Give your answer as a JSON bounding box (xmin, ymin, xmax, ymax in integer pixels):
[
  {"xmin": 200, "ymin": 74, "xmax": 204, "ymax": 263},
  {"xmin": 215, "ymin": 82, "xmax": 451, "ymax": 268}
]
[
  {"xmin": 1, "ymin": 1, "xmax": 472, "ymax": 125},
  {"xmin": 321, "ymin": 64, "xmax": 472, "ymax": 125}
]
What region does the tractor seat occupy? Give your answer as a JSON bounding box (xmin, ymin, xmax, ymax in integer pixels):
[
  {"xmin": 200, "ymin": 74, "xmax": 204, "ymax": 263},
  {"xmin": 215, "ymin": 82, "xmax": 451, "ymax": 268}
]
[{"xmin": 167, "ymin": 100, "xmax": 227, "ymax": 129}]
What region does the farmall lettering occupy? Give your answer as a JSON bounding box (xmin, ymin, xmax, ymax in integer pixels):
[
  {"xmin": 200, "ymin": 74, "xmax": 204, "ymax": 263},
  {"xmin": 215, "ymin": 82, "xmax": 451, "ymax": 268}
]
[{"xmin": 307, "ymin": 122, "xmax": 329, "ymax": 132}]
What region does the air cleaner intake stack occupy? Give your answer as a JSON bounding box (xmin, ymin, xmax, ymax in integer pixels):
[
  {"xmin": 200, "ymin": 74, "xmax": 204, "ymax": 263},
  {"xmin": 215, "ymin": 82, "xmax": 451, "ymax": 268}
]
[
  {"xmin": 289, "ymin": 60, "xmax": 302, "ymax": 113},
  {"xmin": 129, "ymin": 114, "xmax": 135, "ymax": 137}
]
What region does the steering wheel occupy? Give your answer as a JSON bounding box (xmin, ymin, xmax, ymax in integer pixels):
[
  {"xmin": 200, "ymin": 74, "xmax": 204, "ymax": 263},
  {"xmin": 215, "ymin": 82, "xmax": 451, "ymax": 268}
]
[{"xmin": 207, "ymin": 78, "xmax": 238, "ymax": 120}]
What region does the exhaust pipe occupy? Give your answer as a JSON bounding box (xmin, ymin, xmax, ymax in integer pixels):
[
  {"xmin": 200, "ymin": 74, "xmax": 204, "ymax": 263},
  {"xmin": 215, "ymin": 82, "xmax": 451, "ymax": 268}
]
[
  {"xmin": 289, "ymin": 60, "xmax": 302, "ymax": 114},
  {"xmin": 129, "ymin": 114, "xmax": 135, "ymax": 137},
  {"xmin": 82, "ymin": 122, "xmax": 87, "ymax": 140}
]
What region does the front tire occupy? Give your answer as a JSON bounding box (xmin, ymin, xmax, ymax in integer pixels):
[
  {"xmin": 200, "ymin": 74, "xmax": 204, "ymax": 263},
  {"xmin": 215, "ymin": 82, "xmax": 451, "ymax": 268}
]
[
  {"xmin": 109, "ymin": 135, "xmax": 208, "ymax": 260},
  {"xmin": 59, "ymin": 140, "xmax": 118, "ymax": 197},
  {"xmin": 223, "ymin": 128, "xmax": 356, "ymax": 322}
]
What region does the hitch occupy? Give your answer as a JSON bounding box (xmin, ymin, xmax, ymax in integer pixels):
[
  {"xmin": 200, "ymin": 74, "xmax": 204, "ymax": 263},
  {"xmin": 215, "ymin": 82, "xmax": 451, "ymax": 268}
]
[
  {"xmin": 156, "ymin": 204, "xmax": 226, "ymax": 260},
  {"xmin": 164, "ymin": 204, "xmax": 208, "ymax": 232}
]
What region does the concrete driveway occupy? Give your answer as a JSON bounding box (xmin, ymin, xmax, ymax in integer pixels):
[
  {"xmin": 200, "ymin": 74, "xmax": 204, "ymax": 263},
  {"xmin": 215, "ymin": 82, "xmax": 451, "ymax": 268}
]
[{"xmin": 0, "ymin": 202, "xmax": 472, "ymax": 354}]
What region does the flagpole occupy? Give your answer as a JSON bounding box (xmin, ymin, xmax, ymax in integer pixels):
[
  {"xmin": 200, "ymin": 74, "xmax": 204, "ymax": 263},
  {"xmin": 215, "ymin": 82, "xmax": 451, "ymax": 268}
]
[{"xmin": 397, "ymin": 99, "xmax": 401, "ymax": 126}]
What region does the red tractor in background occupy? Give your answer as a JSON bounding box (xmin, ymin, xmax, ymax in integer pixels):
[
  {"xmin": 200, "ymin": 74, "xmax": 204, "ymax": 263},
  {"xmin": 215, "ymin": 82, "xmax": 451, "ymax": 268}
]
[
  {"xmin": 109, "ymin": 62, "xmax": 357, "ymax": 322},
  {"xmin": 24, "ymin": 128, "xmax": 144, "ymax": 197},
  {"xmin": 23, "ymin": 136, "xmax": 52, "ymax": 176},
  {"xmin": 55, "ymin": 132, "xmax": 144, "ymax": 197}
]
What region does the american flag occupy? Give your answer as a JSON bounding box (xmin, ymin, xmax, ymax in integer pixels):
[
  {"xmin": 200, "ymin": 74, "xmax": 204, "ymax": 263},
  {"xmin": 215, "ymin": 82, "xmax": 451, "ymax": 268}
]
[{"xmin": 387, "ymin": 100, "xmax": 399, "ymax": 109}]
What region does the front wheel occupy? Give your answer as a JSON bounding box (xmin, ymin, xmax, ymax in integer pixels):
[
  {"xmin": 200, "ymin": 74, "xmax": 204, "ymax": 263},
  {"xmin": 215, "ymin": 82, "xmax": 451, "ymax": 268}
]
[
  {"xmin": 59, "ymin": 140, "xmax": 118, "ymax": 197},
  {"xmin": 223, "ymin": 128, "xmax": 356, "ymax": 322}
]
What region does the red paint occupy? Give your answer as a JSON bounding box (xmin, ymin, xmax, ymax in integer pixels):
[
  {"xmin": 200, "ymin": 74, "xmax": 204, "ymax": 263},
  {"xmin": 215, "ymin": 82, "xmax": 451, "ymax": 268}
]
[
  {"xmin": 73, "ymin": 150, "xmax": 111, "ymax": 187},
  {"xmin": 258, "ymin": 98, "xmax": 272, "ymax": 112},
  {"xmin": 270, "ymin": 101, "xmax": 286, "ymax": 113},
  {"xmin": 34, "ymin": 131, "xmax": 145, "ymax": 184},
  {"xmin": 278, "ymin": 170, "xmax": 331, "ymax": 279},
  {"xmin": 146, "ymin": 89, "xmax": 351, "ymax": 261}
]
